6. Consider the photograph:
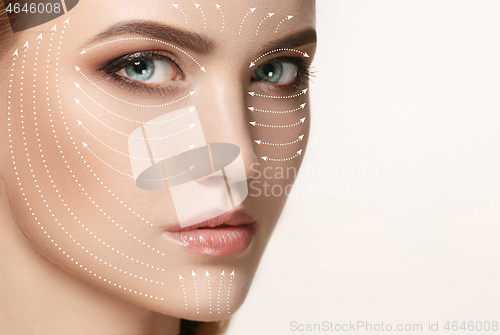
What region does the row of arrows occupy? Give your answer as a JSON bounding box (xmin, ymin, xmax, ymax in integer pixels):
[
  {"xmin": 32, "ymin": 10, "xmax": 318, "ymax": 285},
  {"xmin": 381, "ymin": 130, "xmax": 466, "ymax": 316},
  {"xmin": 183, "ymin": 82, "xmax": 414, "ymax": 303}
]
[{"xmin": 179, "ymin": 270, "xmax": 234, "ymax": 281}]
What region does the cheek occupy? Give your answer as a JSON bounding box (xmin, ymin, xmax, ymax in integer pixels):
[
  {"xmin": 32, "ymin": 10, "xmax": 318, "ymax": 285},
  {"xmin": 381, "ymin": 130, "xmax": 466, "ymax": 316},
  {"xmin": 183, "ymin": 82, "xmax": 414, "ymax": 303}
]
[
  {"xmin": 245, "ymin": 92, "xmax": 311, "ymax": 206},
  {"xmin": 7, "ymin": 83, "xmax": 256, "ymax": 319}
]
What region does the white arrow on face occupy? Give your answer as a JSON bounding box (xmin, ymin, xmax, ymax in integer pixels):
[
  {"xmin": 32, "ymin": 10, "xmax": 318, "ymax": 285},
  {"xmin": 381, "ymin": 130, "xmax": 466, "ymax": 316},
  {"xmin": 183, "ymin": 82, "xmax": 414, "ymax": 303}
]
[
  {"xmin": 249, "ymin": 117, "xmax": 306, "ymax": 128},
  {"xmin": 254, "ymin": 135, "xmax": 305, "ymax": 146},
  {"xmin": 261, "ymin": 149, "xmax": 303, "ymax": 162},
  {"xmin": 172, "ymin": 4, "xmax": 188, "ymax": 24},
  {"xmin": 255, "ymin": 13, "xmax": 275, "ymax": 37},
  {"xmin": 248, "ymin": 88, "xmax": 308, "ymax": 99},
  {"xmin": 250, "ymin": 48, "xmax": 309, "ymax": 68},
  {"xmin": 248, "ymin": 103, "xmax": 306, "ymax": 114}
]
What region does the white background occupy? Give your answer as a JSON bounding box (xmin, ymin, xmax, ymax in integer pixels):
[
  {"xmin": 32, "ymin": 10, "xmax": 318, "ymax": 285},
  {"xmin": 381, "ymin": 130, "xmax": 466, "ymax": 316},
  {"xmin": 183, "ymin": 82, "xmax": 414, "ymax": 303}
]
[{"xmin": 229, "ymin": 1, "xmax": 500, "ymax": 334}]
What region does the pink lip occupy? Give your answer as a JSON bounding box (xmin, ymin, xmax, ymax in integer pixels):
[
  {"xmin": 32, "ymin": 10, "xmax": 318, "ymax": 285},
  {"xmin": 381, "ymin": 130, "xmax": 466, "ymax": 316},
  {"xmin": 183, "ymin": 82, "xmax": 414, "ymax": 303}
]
[{"xmin": 162, "ymin": 210, "xmax": 256, "ymax": 257}]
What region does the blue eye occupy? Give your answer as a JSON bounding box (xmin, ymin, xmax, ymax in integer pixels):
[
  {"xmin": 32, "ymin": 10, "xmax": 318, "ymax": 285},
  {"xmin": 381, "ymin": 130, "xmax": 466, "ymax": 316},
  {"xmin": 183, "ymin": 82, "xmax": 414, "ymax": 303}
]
[
  {"xmin": 125, "ymin": 59, "xmax": 155, "ymax": 82},
  {"xmin": 252, "ymin": 60, "xmax": 298, "ymax": 85},
  {"xmin": 117, "ymin": 57, "xmax": 183, "ymax": 84}
]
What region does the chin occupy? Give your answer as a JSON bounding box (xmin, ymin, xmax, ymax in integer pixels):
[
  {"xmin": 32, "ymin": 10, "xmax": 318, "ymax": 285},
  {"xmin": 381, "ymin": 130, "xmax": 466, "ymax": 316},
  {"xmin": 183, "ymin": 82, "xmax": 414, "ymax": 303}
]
[{"xmin": 133, "ymin": 269, "xmax": 252, "ymax": 322}]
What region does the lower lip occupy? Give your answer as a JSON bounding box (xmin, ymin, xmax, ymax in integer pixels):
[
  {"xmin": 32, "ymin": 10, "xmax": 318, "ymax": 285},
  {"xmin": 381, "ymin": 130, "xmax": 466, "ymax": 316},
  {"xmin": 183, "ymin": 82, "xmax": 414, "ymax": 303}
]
[{"xmin": 163, "ymin": 224, "xmax": 256, "ymax": 257}]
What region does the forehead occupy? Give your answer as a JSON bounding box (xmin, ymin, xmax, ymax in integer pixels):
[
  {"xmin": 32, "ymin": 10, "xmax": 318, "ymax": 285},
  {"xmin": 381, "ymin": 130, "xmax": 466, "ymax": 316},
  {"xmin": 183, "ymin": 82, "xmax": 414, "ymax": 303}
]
[
  {"xmin": 68, "ymin": 0, "xmax": 315, "ymax": 55},
  {"xmin": 80, "ymin": 0, "xmax": 316, "ymax": 24}
]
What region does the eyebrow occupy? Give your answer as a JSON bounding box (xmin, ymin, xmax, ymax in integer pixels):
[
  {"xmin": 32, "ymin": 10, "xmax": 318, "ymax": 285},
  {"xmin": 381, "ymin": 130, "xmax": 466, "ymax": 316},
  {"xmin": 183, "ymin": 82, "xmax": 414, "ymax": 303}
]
[
  {"xmin": 262, "ymin": 29, "xmax": 317, "ymax": 54},
  {"xmin": 86, "ymin": 21, "xmax": 215, "ymax": 54},
  {"xmin": 85, "ymin": 21, "xmax": 316, "ymax": 57}
]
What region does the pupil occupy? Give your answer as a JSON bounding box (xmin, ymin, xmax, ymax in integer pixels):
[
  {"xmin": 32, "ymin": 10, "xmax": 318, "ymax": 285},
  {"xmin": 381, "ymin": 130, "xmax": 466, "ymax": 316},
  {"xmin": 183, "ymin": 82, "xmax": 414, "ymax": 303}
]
[
  {"xmin": 263, "ymin": 64, "xmax": 276, "ymax": 78},
  {"xmin": 133, "ymin": 61, "xmax": 147, "ymax": 75}
]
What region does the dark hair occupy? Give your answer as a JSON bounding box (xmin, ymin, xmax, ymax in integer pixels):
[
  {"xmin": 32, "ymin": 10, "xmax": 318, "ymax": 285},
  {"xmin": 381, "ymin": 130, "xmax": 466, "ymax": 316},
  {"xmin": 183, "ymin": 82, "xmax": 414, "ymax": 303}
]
[
  {"xmin": 0, "ymin": 1, "xmax": 229, "ymax": 334},
  {"xmin": 0, "ymin": 0, "xmax": 17, "ymax": 61}
]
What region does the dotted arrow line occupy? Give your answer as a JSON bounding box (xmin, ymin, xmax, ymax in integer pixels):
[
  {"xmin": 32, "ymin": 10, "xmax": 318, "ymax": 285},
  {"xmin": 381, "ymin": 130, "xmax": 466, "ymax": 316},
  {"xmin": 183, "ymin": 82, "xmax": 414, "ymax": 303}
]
[
  {"xmin": 256, "ymin": 12, "xmax": 274, "ymax": 36},
  {"xmin": 207, "ymin": 271, "xmax": 212, "ymax": 314},
  {"xmin": 249, "ymin": 88, "xmax": 308, "ymax": 99},
  {"xmin": 275, "ymin": 15, "xmax": 293, "ymax": 33},
  {"xmin": 194, "ymin": 3, "xmax": 206, "ymax": 29},
  {"xmin": 250, "ymin": 117, "xmax": 307, "ymax": 128},
  {"xmin": 179, "ymin": 275, "xmax": 188, "ymax": 310},
  {"xmin": 248, "ymin": 103, "xmax": 306, "ymax": 114},
  {"xmin": 80, "ymin": 37, "xmax": 206, "ymax": 72},
  {"xmin": 172, "ymin": 4, "xmax": 188, "ymax": 24},
  {"xmin": 215, "ymin": 3, "xmax": 225, "ymax": 32},
  {"xmin": 250, "ymin": 48, "xmax": 309, "ymax": 68},
  {"xmin": 217, "ymin": 271, "xmax": 224, "ymax": 314},
  {"xmin": 239, "ymin": 7, "xmax": 256, "ymax": 35},
  {"xmin": 227, "ymin": 271, "xmax": 234, "ymax": 314},
  {"xmin": 193, "ymin": 271, "xmax": 200, "ymax": 314},
  {"xmin": 262, "ymin": 150, "xmax": 303, "ymax": 162},
  {"xmin": 255, "ymin": 135, "xmax": 304, "ymax": 146}
]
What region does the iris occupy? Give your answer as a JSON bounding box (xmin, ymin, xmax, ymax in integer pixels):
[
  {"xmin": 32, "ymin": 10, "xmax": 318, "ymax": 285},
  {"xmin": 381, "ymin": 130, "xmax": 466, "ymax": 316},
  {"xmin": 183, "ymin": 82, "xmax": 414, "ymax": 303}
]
[
  {"xmin": 252, "ymin": 59, "xmax": 299, "ymax": 85},
  {"xmin": 125, "ymin": 59, "xmax": 155, "ymax": 82},
  {"xmin": 253, "ymin": 60, "xmax": 284, "ymax": 83}
]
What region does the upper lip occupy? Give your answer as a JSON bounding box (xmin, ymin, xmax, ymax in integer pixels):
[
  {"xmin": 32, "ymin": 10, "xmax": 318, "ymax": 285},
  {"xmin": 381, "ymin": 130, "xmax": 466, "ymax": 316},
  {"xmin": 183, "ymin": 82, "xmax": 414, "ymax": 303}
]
[{"xmin": 165, "ymin": 209, "xmax": 256, "ymax": 232}]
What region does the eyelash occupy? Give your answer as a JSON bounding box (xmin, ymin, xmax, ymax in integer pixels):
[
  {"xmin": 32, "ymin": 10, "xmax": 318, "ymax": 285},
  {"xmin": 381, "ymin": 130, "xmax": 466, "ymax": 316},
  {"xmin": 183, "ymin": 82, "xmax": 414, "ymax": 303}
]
[
  {"xmin": 258, "ymin": 56, "xmax": 313, "ymax": 95},
  {"xmin": 99, "ymin": 51, "xmax": 312, "ymax": 96},
  {"xmin": 99, "ymin": 51, "xmax": 182, "ymax": 96}
]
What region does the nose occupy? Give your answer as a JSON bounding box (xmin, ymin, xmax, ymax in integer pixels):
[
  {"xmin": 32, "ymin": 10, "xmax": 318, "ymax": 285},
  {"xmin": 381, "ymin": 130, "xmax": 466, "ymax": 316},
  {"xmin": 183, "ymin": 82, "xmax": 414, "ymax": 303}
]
[
  {"xmin": 127, "ymin": 71, "xmax": 259, "ymax": 228},
  {"xmin": 193, "ymin": 75, "xmax": 259, "ymax": 181}
]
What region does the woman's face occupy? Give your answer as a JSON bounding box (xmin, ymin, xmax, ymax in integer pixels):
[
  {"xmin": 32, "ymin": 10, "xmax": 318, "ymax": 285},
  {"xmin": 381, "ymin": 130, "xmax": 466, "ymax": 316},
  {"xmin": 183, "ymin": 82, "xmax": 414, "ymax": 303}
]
[{"xmin": 0, "ymin": 0, "xmax": 316, "ymax": 321}]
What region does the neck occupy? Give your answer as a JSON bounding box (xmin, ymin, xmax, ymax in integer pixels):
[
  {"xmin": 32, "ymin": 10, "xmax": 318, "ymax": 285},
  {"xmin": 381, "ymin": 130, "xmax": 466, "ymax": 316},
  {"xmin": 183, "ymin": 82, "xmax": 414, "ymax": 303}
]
[{"xmin": 0, "ymin": 180, "xmax": 180, "ymax": 335}]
